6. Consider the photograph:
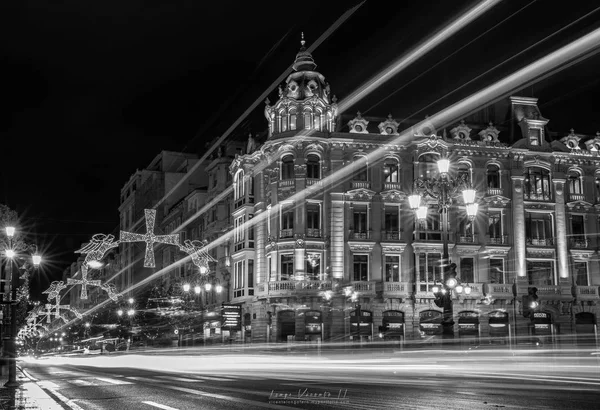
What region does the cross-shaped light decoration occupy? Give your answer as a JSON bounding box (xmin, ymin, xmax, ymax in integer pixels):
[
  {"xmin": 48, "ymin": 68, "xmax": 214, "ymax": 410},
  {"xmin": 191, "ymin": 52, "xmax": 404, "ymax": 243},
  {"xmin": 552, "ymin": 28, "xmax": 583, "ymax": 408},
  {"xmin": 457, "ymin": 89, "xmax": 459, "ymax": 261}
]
[
  {"xmin": 39, "ymin": 304, "xmax": 54, "ymax": 324},
  {"xmin": 120, "ymin": 209, "xmax": 180, "ymax": 267},
  {"xmin": 43, "ymin": 281, "xmax": 67, "ymax": 302},
  {"xmin": 75, "ymin": 233, "xmax": 120, "ymax": 266},
  {"xmin": 67, "ymin": 264, "xmax": 101, "ymax": 300},
  {"xmin": 179, "ymin": 239, "xmax": 216, "ymax": 274}
]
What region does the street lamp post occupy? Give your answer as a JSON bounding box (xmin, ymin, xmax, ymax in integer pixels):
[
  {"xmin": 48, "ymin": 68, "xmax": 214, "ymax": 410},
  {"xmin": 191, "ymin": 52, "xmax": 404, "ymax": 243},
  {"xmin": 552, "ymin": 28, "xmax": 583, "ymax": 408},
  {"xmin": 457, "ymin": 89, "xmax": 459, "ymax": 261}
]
[
  {"xmin": 2, "ymin": 226, "xmax": 41, "ymax": 387},
  {"xmin": 408, "ymin": 157, "xmax": 478, "ymax": 339}
]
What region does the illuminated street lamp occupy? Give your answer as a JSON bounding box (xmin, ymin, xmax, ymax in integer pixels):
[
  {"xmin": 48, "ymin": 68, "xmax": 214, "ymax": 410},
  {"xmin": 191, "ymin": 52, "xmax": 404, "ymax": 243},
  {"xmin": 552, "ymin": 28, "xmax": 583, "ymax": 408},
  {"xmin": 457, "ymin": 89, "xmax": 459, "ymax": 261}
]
[
  {"xmin": 408, "ymin": 156, "xmax": 478, "ymax": 338},
  {"xmin": 183, "ymin": 283, "xmax": 191, "ymax": 293},
  {"xmin": 1, "ymin": 225, "xmax": 42, "ymax": 387}
]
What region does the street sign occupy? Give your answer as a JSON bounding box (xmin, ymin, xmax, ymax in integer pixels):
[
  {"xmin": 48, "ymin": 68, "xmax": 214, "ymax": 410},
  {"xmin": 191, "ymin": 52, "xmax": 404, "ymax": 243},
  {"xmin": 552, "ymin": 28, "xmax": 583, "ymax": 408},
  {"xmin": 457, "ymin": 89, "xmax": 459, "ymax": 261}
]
[{"xmin": 221, "ymin": 304, "xmax": 242, "ymax": 331}]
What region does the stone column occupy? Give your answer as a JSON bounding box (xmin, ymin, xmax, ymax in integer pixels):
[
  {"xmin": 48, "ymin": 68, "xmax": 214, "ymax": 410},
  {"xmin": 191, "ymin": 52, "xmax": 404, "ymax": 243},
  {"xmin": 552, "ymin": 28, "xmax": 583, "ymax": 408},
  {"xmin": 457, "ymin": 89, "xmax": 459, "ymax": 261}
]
[
  {"xmin": 511, "ymin": 176, "xmax": 526, "ymax": 279},
  {"xmin": 553, "ymin": 178, "xmax": 569, "ymax": 281}
]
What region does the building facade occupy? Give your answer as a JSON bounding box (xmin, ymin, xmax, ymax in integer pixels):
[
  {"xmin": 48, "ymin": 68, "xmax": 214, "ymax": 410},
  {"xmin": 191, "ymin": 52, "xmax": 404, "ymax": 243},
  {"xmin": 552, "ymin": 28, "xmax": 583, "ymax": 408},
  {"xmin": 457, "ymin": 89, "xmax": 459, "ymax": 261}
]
[{"xmin": 225, "ymin": 42, "xmax": 600, "ymax": 345}]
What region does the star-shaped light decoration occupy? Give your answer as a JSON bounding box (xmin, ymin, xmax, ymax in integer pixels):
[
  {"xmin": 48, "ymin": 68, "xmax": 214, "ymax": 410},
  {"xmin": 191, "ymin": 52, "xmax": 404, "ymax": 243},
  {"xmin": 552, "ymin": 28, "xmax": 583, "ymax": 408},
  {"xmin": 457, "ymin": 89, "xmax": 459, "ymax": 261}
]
[
  {"xmin": 179, "ymin": 239, "xmax": 216, "ymax": 274},
  {"xmin": 120, "ymin": 209, "xmax": 180, "ymax": 267},
  {"xmin": 67, "ymin": 264, "xmax": 101, "ymax": 300}
]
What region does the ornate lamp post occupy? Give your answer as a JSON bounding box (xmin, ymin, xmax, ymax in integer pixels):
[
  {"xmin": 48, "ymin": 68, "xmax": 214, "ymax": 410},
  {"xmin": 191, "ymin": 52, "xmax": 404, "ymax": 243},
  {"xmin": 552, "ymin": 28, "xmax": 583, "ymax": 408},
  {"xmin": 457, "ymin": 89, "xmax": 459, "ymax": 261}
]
[
  {"xmin": 408, "ymin": 157, "xmax": 478, "ymax": 339},
  {"xmin": 1, "ymin": 225, "xmax": 41, "ymax": 387}
]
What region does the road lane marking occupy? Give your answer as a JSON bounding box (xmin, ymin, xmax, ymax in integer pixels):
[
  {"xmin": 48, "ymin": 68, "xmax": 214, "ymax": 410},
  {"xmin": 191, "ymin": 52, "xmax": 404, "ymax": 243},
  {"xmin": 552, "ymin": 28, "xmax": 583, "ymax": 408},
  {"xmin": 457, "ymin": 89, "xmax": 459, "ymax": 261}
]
[
  {"xmin": 70, "ymin": 379, "xmax": 95, "ymax": 386},
  {"xmin": 142, "ymin": 401, "xmax": 179, "ymax": 410},
  {"xmin": 155, "ymin": 376, "xmax": 204, "ymax": 383},
  {"xmin": 163, "ymin": 384, "xmax": 302, "ymax": 410},
  {"xmin": 95, "ymin": 377, "xmax": 133, "ymax": 385}
]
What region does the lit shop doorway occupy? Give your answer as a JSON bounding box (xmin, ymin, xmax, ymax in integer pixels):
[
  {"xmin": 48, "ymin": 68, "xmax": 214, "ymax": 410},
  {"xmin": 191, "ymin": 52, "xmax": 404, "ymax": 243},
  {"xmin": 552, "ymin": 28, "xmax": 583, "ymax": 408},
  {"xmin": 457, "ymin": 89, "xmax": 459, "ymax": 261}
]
[
  {"xmin": 531, "ymin": 311, "xmax": 553, "ymax": 344},
  {"xmin": 575, "ymin": 312, "xmax": 597, "ymax": 347},
  {"xmin": 278, "ymin": 310, "xmax": 296, "ymax": 342},
  {"xmin": 488, "ymin": 310, "xmax": 509, "ymax": 346},
  {"xmin": 419, "ymin": 310, "xmax": 443, "ymax": 345},
  {"xmin": 304, "ymin": 310, "xmax": 323, "ymax": 342},
  {"xmin": 457, "ymin": 311, "xmax": 480, "ymax": 347},
  {"xmin": 381, "ymin": 310, "xmax": 405, "ymax": 343},
  {"xmin": 350, "ymin": 307, "xmax": 373, "ymax": 343}
]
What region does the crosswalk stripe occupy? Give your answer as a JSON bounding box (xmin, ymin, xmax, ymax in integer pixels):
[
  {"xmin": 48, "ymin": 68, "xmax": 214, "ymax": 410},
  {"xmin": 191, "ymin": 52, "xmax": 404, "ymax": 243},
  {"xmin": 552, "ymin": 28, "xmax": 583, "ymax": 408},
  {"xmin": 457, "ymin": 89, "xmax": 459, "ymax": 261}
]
[
  {"xmin": 95, "ymin": 377, "xmax": 133, "ymax": 385},
  {"xmin": 155, "ymin": 376, "xmax": 204, "ymax": 383},
  {"xmin": 142, "ymin": 401, "xmax": 179, "ymax": 410},
  {"xmin": 70, "ymin": 379, "xmax": 95, "ymax": 386}
]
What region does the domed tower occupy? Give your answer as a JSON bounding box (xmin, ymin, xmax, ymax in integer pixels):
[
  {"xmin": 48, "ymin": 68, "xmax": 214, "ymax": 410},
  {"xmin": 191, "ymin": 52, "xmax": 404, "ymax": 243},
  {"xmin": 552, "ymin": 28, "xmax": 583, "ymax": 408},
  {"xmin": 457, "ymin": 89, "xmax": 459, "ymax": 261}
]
[{"xmin": 265, "ymin": 33, "xmax": 338, "ymax": 138}]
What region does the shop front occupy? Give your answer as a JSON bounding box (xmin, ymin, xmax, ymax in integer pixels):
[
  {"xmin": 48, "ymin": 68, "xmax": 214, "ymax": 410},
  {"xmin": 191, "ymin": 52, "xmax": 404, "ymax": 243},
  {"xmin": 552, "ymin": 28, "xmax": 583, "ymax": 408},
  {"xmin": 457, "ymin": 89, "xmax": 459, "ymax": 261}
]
[
  {"xmin": 304, "ymin": 310, "xmax": 323, "ymax": 342},
  {"xmin": 532, "ymin": 311, "xmax": 553, "ymax": 344},
  {"xmin": 457, "ymin": 311, "xmax": 479, "ymax": 346},
  {"xmin": 488, "ymin": 310, "xmax": 509, "ymax": 345},
  {"xmin": 575, "ymin": 312, "xmax": 596, "ymax": 346},
  {"xmin": 278, "ymin": 310, "xmax": 296, "ymax": 342},
  {"xmin": 221, "ymin": 304, "xmax": 242, "ymax": 343},
  {"xmin": 350, "ymin": 306, "xmax": 373, "ymax": 343},
  {"xmin": 381, "ymin": 310, "xmax": 405, "ymax": 342},
  {"xmin": 419, "ymin": 310, "xmax": 443, "ymax": 340}
]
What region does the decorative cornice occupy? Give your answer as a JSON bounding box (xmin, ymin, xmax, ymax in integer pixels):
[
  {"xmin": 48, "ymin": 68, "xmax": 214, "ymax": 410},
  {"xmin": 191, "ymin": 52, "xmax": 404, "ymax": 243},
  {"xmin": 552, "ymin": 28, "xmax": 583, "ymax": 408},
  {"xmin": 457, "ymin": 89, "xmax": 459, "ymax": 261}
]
[
  {"xmin": 381, "ymin": 243, "xmax": 407, "ymax": 253},
  {"xmin": 348, "ymin": 242, "xmax": 375, "ymax": 252}
]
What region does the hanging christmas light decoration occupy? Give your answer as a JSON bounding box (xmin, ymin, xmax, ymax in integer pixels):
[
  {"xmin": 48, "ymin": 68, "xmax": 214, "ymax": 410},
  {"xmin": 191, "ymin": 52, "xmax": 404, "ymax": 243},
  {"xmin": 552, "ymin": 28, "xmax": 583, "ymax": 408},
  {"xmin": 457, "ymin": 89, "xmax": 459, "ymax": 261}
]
[
  {"xmin": 67, "ymin": 264, "xmax": 101, "ymax": 300},
  {"xmin": 179, "ymin": 239, "xmax": 216, "ymax": 274},
  {"xmin": 42, "ymin": 281, "xmax": 67, "ymax": 302},
  {"xmin": 101, "ymin": 282, "xmax": 119, "ymax": 301},
  {"xmin": 120, "ymin": 209, "xmax": 180, "ymax": 267},
  {"xmin": 75, "ymin": 233, "xmax": 120, "ymax": 267}
]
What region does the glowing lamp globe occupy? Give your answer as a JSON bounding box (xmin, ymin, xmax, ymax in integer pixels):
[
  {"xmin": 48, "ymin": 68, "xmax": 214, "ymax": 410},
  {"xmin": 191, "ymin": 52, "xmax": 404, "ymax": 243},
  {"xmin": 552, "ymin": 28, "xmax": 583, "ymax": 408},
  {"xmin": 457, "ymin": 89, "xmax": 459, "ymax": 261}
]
[
  {"xmin": 437, "ymin": 158, "xmax": 450, "ymax": 174},
  {"xmin": 183, "ymin": 283, "xmax": 190, "ymax": 292},
  {"xmin": 5, "ymin": 249, "xmax": 15, "ymax": 258},
  {"xmin": 446, "ymin": 277, "xmax": 458, "ymax": 289},
  {"xmin": 194, "ymin": 285, "xmax": 201, "ymax": 294},
  {"xmin": 199, "ymin": 265, "xmax": 208, "ymax": 274},
  {"xmin": 32, "ymin": 253, "xmax": 42, "ymax": 267},
  {"xmin": 462, "ymin": 188, "xmax": 476, "ymax": 204},
  {"xmin": 215, "ymin": 284, "xmax": 223, "ymax": 293},
  {"xmin": 204, "ymin": 283, "xmax": 212, "ymax": 292},
  {"xmin": 408, "ymin": 194, "xmax": 421, "ymax": 210},
  {"xmin": 455, "ymin": 285, "xmax": 464, "ymax": 294},
  {"xmin": 5, "ymin": 226, "xmax": 15, "ymax": 238},
  {"xmin": 464, "ymin": 285, "xmax": 472, "ymax": 295}
]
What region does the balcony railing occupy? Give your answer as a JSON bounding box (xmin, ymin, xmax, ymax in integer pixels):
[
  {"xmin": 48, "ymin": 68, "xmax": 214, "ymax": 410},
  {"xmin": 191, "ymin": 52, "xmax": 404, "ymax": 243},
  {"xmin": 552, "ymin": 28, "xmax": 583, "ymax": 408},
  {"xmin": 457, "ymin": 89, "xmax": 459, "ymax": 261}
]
[
  {"xmin": 383, "ymin": 282, "xmax": 410, "ymax": 297},
  {"xmin": 306, "ymin": 178, "xmax": 320, "ymax": 186},
  {"xmin": 458, "ymin": 234, "xmax": 476, "ymax": 243},
  {"xmin": 569, "ymin": 237, "xmax": 589, "ymax": 248},
  {"xmin": 382, "ymin": 231, "xmax": 400, "ymax": 241},
  {"xmin": 486, "ymin": 187, "xmax": 503, "ymax": 196},
  {"xmin": 351, "ymin": 181, "xmax": 371, "ymax": 189},
  {"xmin": 568, "ymin": 193, "xmax": 585, "ymax": 202},
  {"xmin": 279, "ymin": 229, "xmax": 293, "ymax": 239},
  {"xmin": 524, "ymin": 192, "xmax": 552, "ymax": 201},
  {"xmin": 279, "ymin": 179, "xmax": 295, "ymax": 187},
  {"xmin": 349, "ymin": 230, "xmax": 372, "ymax": 240},
  {"xmin": 306, "ymin": 228, "xmax": 322, "ymax": 238},
  {"xmin": 535, "ymin": 285, "xmax": 572, "ymax": 300},
  {"xmin": 256, "ymin": 280, "xmax": 332, "ymax": 297},
  {"xmin": 573, "ymin": 285, "xmax": 599, "ymax": 301},
  {"xmin": 383, "ymin": 182, "xmax": 402, "ymax": 191},
  {"xmin": 488, "ymin": 235, "xmax": 508, "ymax": 245},
  {"xmin": 350, "ymin": 281, "xmax": 376, "ymax": 295},
  {"xmin": 416, "ymin": 230, "xmax": 442, "ymax": 241},
  {"xmin": 484, "ymin": 283, "xmax": 513, "ymax": 299},
  {"xmin": 526, "ymin": 237, "xmax": 554, "ymax": 246}
]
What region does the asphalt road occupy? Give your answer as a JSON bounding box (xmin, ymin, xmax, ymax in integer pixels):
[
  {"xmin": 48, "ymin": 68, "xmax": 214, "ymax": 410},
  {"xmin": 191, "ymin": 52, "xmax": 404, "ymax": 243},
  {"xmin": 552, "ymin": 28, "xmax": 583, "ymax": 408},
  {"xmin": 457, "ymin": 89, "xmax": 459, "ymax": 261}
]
[{"xmin": 19, "ymin": 350, "xmax": 600, "ymax": 410}]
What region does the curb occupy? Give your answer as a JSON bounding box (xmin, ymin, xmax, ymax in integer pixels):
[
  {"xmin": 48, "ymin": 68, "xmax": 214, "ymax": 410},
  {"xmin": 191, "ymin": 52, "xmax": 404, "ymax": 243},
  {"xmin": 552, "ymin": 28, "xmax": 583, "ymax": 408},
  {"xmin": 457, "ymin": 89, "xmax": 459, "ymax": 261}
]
[{"xmin": 18, "ymin": 366, "xmax": 83, "ymax": 410}]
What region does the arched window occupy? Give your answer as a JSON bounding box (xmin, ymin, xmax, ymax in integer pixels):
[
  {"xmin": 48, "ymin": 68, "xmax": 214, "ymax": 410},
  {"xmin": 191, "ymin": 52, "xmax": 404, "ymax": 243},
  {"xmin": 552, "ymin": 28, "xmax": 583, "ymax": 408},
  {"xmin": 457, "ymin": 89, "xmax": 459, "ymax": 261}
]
[
  {"xmin": 306, "ymin": 154, "xmax": 320, "ymax": 179},
  {"xmin": 280, "ymin": 110, "xmax": 287, "ymax": 132},
  {"xmin": 289, "ymin": 108, "xmax": 297, "ymax": 131},
  {"xmin": 525, "ymin": 167, "xmax": 552, "ymax": 200},
  {"xmin": 486, "ymin": 164, "xmax": 500, "ymax": 189},
  {"xmin": 567, "ymin": 170, "xmax": 583, "ymax": 195},
  {"xmin": 417, "ymin": 153, "xmax": 440, "ymax": 179},
  {"xmin": 383, "ymin": 158, "xmax": 400, "ymax": 183},
  {"xmin": 281, "ymin": 155, "xmax": 295, "ymax": 179},
  {"xmin": 304, "ymin": 109, "xmax": 312, "ymax": 130},
  {"xmin": 314, "ymin": 110, "xmax": 321, "ymax": 131},
  {"xmin": 458, "ymin": 162, "xmax": 471, "ymax": 185},
  {"xmin": 234, "ymin": 170, "xmax": 244, "ymax": 200},
  {"xmin": 352, "ymin": 156, "xmax": 368, "ymax": 181},
  {"xmin": 595, "ymin": 175, "xmax": 600, "ymax": 202}
]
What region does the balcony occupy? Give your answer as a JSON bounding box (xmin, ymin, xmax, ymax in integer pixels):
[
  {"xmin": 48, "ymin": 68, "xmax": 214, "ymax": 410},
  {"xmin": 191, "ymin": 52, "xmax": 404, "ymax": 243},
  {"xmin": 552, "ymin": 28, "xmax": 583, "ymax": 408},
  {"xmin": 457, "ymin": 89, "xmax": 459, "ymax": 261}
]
[
  {"xmin": 569, "ymin": 237, "xmax": 589, "ymax": 248},
  {"xmin": 350, "ymin": 281, "xmax": 377, "ymax": 296},
  {"xmin": 279, "ymin": 229, "xmax": 294, "ymax": 239},
  {"xmin": 457, "ymin": 234, "xmax": 476, "ymax": 243},
  {"xmin": 306, "ymin": 178, "xmax": 321, "ymax": 186},
  {"xmin": 234, "ymin": 196, "xmax": 254, "ymax": 209},
  {"xmin": 486, "ymin": 187, "xmax": 503, "ymax": 196},
  {"xmin": 279, "ymin": 179, "xmax": 294, "ymax": 187},
  {"xmin": 524, "ymin": 192, "xmax": 552, "ymax": 201},
  {"xmin": 526, "ymin": 237, "xmax": 554, "ymax": 246},
  {"xmin": 484, "ymin": 283, "xmax": 513, "ymax": 299},
  {"xmin": 351, "ymin": 181, "xmax": 371, "ymax": 190},
  {"xmin": 382, "ymin": 231, "xmax": 400, "ymax": 241},
  {"xmin": 256, "ymin": 280, "xmax": 332, "ymax": 297},
  {"xmin": 383, "ymin": 182, "xmax": 402, "ymax": 191},
  {"xmin": 416, "ymin": 230, "xmax": 442, "ymax": 241},
  {"xmin": 349, "ymin": 230, "xmax": 372, "ymax": 240},
  {"xmin": 306, "ymin": 228, "xmax": 322, "ymax": 238},
  {"xmin": 568, "ymin": 193, "xmax": 585, "ymax": 202},
  {"xmin": 457, "ymin": 283, "xmax": 484, "ymax": 299},
  {"xmin": 488, "ymin": 235, "xmax": 508, "ymax": 245},
  {"xmin": 383, "ymin": 282, "xmax": 410, "ymax": 298},
  {"xmin": 573, "ymin": 285, "xmax": 599, "ymax": 301},
  {"xmin": 535, "ymin": 285, "xmax": 573, "ymax": 301}
]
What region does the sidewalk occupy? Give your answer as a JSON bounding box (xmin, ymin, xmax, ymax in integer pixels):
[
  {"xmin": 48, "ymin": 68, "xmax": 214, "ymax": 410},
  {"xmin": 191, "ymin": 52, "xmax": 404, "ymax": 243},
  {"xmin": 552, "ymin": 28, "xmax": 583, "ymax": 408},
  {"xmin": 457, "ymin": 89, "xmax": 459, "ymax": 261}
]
[{"xmin": 0, "ymin": 366, "xmax": 66, "ymax": 410}]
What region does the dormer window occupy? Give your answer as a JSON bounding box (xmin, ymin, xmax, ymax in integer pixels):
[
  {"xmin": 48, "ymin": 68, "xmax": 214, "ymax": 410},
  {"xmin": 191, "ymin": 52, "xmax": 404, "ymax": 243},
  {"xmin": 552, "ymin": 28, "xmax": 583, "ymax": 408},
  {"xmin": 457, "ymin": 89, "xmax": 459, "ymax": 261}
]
[{"xmin": 529, "ymin": 128, "xmax": 542, "ymax": 146}]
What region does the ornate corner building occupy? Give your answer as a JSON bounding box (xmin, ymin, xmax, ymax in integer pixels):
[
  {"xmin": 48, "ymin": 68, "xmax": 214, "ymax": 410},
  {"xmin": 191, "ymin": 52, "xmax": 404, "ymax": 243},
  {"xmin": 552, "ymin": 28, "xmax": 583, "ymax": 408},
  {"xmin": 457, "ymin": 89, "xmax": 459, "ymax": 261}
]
[{"xmin": 226, "ymin": 40, "xmax": 600, "ymax": 346}]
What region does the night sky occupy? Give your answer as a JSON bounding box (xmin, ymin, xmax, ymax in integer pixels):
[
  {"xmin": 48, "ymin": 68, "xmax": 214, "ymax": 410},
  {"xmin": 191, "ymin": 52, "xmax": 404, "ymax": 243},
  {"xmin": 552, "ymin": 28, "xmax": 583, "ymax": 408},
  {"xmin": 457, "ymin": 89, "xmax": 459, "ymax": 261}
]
[{"xmin": 2, "ymin": 1, "xmax": 600, "ymax": 300}]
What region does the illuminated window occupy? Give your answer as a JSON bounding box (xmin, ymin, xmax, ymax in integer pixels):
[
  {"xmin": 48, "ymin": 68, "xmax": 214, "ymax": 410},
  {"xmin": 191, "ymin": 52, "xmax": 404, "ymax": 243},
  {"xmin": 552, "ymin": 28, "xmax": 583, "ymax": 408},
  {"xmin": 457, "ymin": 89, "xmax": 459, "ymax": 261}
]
[
  {"xmin": 418, "ymin": 252, "xmax": 441, "ymax": 292},
  {"xmin": 384, "ymin": 255, "xmax": 400, "ymax": 282},
  {"xmin": 353, "ymin": 255, "xmax": 369, "ymax": 281},
  {"xmin": 487, "ymin": 164, "xmax": 500, "ymax": 189},
  {"xmin": 383, "ymin": 159, "xmax": 399, "ymax": 183},
  {"xmin": 281, "ymin": 254, "xmax": 294, "ymax": 280},
  {"xmin": 281, "ymin": 155, "xmax": 295, "ymax": 179}
]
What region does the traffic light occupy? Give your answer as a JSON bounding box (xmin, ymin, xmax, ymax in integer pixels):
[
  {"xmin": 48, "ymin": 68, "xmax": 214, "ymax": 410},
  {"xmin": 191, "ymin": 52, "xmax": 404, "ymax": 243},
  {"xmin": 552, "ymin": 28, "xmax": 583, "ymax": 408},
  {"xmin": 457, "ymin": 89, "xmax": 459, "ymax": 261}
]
[
  {"xmin": 522, "ymin": 286, "xmax": 539, "ymax": 318},
  {"xmin": 444, "ymin": 263, "xmax": 458, "ymax": 289}
]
